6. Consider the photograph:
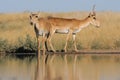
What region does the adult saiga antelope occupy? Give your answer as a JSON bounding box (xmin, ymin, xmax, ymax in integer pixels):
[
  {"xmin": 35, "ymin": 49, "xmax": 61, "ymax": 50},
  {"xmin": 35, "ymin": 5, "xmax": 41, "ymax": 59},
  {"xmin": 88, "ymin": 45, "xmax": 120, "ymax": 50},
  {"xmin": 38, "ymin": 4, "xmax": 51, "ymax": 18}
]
[
  {"xmin": 29, "ymin": 6, "xmax": 100, "ymax": 53},
  {"xmin": 47, "ymin": 6, "xmax": 100, "ymax": 52},
  {"xmin": 29, "ymin": 13, "xmax": 52, "ymax": 57}
]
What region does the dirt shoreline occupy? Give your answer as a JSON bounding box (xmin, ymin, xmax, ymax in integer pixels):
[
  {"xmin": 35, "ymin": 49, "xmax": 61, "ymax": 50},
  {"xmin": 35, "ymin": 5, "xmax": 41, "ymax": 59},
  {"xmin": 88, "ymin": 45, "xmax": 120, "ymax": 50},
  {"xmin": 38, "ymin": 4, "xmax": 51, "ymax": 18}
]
[{"xmin": 1, "ymin": 50, "xmax": 120, "ymax": 56}]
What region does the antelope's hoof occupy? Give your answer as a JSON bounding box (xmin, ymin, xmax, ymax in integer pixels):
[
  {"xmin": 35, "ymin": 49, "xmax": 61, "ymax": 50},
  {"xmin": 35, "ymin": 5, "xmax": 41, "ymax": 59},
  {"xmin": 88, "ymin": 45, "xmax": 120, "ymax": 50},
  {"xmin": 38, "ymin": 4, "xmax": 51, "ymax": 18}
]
[
  {"xmin": 61, "ymin": 49, "xmax": 67, "ymax": 52},
  {"xmin": 49, "ymin": 50, "xmax": 56, "ymax": 53}
]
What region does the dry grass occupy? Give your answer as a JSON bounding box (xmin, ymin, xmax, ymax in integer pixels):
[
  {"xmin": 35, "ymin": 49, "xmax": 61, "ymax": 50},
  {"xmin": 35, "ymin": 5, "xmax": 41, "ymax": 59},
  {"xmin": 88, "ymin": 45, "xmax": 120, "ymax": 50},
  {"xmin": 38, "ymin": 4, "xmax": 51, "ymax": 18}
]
[{"xmin": 0, "ymin": 12, "xmax": 120, "ymax": 52}]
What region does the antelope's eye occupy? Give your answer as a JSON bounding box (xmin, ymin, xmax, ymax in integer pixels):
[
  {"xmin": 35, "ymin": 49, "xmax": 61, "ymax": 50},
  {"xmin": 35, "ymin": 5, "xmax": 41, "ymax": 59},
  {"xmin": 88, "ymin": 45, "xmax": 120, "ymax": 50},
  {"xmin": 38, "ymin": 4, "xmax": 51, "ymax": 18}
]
[
  {"xmin": 35, "ymin": 16, "xmax": 38, "ymax": 18},
  {"xmin": 93, "ymin": 17, "xmax": 96, "ymax": 20}
]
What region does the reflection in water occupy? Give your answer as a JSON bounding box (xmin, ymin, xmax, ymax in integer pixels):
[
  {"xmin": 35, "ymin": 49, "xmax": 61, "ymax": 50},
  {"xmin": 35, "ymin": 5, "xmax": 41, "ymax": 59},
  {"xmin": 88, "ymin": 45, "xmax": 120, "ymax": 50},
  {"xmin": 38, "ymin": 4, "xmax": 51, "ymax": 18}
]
[
  {"xmin": 34, "ymin": 57, "xmax": 41, "ymax": 80},
  {"xmin": 73, "ymin": 55, "xmax": 77, "ymax": 80},
  {"xmin": 35, "ymin": 54, "xmax": 47, "ymax": 80},
  {"xmin": 1, "ymin": 55, "xmax": 120, "ymax": 80}
]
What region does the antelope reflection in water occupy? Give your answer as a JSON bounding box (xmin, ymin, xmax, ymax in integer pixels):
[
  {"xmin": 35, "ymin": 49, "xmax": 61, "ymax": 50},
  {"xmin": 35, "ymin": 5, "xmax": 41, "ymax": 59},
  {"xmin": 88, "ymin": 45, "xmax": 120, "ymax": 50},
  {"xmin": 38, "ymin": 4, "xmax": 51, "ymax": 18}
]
[
  {"xmin": 34, "ymin": 54, "xmax": 79, "ymax": 80},
  {"xmin": 1, "ymin": 55, "xmax": 120, "ymax": 80},
  {"xmin": 34, "ymin": 56, "xmax": 46, "ymax": 80}
]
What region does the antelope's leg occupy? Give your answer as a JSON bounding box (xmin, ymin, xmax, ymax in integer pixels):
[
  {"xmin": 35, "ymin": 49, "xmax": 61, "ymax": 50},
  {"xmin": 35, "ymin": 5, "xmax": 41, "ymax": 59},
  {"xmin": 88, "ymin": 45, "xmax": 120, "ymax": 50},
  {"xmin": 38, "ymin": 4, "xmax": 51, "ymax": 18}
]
[
  {"xmin": 64, "ymin": 30, "xmax": 72, "ymax": 52},
  {"xmin": 42, "ymin": 34, "xmax": 47, "ymax": 54},
  {"xmin": 45, "ymin": 33, "xmax": 50, "ymax": 52},
  {"xmin": 37, "ymin": 36, "xmax": 40, "ymax": 59},
  {"xmin": 45, "ymin": 41, "xmax": 48, "ymax": 52},
  {"xmin": 72, "ymin": 33, "xmax": 78, "ymax": 52},
  {"xmin": 42, "ymin": 34, "xmax": 47, "ymax": 65},
  {"xmin": 47, "ymin": 30, "xmax": 56, "ymax": 52}
]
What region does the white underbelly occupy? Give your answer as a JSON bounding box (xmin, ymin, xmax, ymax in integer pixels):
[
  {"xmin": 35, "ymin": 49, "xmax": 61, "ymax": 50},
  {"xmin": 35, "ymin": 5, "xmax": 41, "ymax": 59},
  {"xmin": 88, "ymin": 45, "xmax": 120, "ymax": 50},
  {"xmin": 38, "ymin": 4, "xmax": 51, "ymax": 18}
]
[
  {"xmin": 73, "ymin": 29, "xmax": 81, "ymax": 33},
  {"xmin": 38, "ymin": 30, "xmax": 48, "ymax": 36},
  {"xmin": 38, "ymin": 31, "xmax": 44, "ymax": 36},
  {"xmin": 55, "ymin": 29, "xmax": 69, "ymax": 34}
]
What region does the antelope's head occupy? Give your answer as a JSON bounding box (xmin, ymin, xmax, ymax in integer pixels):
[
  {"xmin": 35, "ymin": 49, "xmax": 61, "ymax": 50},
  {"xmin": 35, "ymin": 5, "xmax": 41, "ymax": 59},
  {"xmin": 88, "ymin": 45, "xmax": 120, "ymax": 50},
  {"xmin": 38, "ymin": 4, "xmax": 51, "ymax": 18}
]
[
  {"xmin": 88, "ymin": 5, "xmax": 100, "ymax": 28},
  {"xmin": 29, "ymin": 13, "xmax": 39, "ymax": 26}
]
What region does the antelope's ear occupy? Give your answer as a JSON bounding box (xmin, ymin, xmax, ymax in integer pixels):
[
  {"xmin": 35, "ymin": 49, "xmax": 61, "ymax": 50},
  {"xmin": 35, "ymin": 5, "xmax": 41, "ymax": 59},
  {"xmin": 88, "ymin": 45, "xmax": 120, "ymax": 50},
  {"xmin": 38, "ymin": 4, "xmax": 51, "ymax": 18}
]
[
  {"xmin": 29, "ymin": 15, "xmax": 32, "ymax": 19},
  {"xmin": 29, "ymin": 12, "xmax": 33, "ymax": 17},
  {"xmin": 88, "ymin": 12, "xmax": 92, "ymax": 17},
  {"xmin": 93, "ymin": 11, "xmax": 96, "ymax": 16},
  {"xmin": 29, "ymin": 12, "xmax": 32, "ymax": 19},
  {"xmin": 37, "ymin": 12, "xmax": 41, "ymax": 18},
  {"xmin": 92, "ymin": 5, "xmax": 96, "ymax": 16}
]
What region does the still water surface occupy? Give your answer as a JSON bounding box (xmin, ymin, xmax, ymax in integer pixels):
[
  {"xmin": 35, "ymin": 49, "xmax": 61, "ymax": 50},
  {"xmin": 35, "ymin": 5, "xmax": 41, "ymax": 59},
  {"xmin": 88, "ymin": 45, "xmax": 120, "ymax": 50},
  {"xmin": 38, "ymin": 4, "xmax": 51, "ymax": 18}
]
[{"xmin": 0, "ymin": 54, "xmax": 120, "ymax": 80}]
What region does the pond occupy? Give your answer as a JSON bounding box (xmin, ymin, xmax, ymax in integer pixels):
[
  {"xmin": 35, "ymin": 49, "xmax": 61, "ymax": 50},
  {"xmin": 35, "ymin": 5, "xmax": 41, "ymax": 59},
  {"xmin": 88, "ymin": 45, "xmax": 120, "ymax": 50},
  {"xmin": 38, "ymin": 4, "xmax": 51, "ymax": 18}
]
[{"xmin": 0, "ymin": 54, "xmax": 120, "ymax": 80}]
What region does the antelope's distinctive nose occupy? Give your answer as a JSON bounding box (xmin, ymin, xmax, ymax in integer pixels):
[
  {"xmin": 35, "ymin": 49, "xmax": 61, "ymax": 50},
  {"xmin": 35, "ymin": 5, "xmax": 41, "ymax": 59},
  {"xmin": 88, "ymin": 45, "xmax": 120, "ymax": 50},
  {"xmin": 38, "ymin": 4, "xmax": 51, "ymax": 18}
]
[{"xmin": 96, "ymin": 21, "xmax": 100, "ymax": 28}]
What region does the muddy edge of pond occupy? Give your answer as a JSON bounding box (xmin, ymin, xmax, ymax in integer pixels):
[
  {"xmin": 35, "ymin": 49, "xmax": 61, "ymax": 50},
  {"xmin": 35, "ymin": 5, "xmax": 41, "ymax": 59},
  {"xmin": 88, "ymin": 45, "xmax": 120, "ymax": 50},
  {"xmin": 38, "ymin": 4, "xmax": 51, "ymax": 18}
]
[{"xmin": 1, "ymin": 50, "xmax": 120, "ymax": 57}]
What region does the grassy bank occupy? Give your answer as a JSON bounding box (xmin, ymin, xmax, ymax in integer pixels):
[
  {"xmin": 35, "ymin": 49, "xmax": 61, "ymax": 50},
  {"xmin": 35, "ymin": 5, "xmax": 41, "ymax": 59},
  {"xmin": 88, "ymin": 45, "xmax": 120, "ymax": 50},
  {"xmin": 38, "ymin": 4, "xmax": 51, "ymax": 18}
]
[{"xmin": 0, "ymin": 12, "xmax": 120, "ymax": 53}]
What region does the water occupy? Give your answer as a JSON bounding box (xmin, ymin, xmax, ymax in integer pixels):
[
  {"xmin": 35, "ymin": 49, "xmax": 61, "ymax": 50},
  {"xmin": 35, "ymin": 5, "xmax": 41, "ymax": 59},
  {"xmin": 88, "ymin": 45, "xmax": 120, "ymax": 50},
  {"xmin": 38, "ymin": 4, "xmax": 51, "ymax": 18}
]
[{"xmin": 0, "ymin": 54, "xmax": 120, "ymax": 80}]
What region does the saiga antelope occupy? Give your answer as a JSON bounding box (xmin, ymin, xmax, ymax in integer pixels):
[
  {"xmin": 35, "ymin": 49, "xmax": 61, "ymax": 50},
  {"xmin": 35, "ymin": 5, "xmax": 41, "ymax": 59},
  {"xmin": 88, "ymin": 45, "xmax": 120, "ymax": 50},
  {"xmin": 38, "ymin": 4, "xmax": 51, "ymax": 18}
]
[
  {"xmin": 29, "ymin": 14, "xmax": 52, "ymax": 57},
  {"xmin": 29, "ymin": 5, "xmax": 100, "ymax": 54}
]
